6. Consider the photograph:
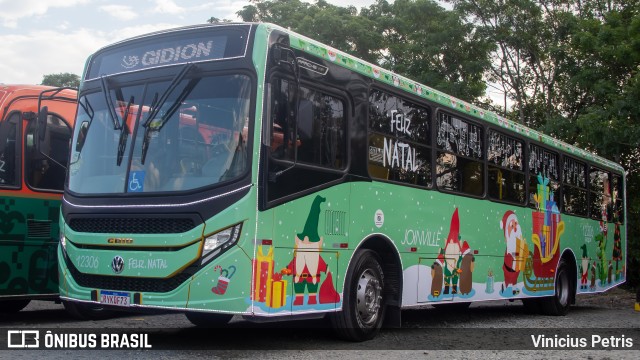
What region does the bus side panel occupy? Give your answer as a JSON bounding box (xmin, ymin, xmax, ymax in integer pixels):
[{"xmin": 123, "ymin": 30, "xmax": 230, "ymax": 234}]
[
  {"xmin": 251, "ymin": 188, "xmax": 349, "ymax": 316},
  {"xmin": 572, "ymin": 217, "xmax": 626, "ymax": 295},
  {"xmin": 452, "ymin": 195, "xmax": 536, "ymax": 302},
  {"xmin": 0, "ymin": 195, "xmax": 61, "ymax": 296},
  {"xmin": 346, "ymin": 182, "xmax": 450, "ymax": 307}
]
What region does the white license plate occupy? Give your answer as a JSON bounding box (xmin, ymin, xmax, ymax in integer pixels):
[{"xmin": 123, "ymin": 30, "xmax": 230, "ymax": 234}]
[{"xmin": 100, "ymin": 290, "xmax": 131, "ymax": 306}]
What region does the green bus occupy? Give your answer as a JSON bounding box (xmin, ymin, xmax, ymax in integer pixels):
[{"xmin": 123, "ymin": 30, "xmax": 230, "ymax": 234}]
[{"xmin": 57, "ymin": 23, "xmax": 626, "ymax": 341}]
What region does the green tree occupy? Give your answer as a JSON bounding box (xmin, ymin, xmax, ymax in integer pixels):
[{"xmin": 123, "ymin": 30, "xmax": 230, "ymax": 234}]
[
  {"xmin": 446, "ymin": 0, "xmax": 578, "ymax": 126},
  {"xmin": 236, "ymin": 0, "xmax": 491, "ymax": 101},
  {"xmin": 363, "ymin": 0, "xmax": 492, "ymax": 102},
  {"xmin": 237, "ymin": 0, "xmax": 382, "ymax": 63},
  {"xmin": 548, "ymin": 2, "xmax": 640, "ymax": 164},
  {"xmin": 206, "ymin": 17, "xmax": 232, "ymax": 23},
  {"xmin": 40, "ymin": 72, "xmax": 80, "ymax": 88},
  {"xmin": 548, "ymin": 2, "xmax": 640, "ymax": 288}
]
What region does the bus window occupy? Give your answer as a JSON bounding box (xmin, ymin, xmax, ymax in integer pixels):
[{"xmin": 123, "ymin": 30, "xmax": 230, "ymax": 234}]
[
  {"xmin": 488, "ymin": 130, "xmax": 525, "ymax": 204},
  {"xmin": 611, "ymin": 174, "xmax": 624, "ymax": 223},
  {"xmin": 528, "ymin": 144, "xmax": 560, "ymax": 209},
  {"xmin": 562, "ymin": 156, "xmax": 588, "ymax": 217},
  {"xmin": 589, "ymin": 167, "xmax": 610, "ymax": 221},
  {"xmin": 436, "ymin": 112, "xmax": 483, "ymax": 196},
  {"xmin": 269, "ymin": 78, "xmax": 346, "ymax": 170},
  {"xmin": 0, "ymin": 112, "xmax": 20, "ymax": 187},
  {"xmin": 25, "ymin": 114, "xmax": 71, "ymax": 191},
  {"xmin": 368, "ymin": 89, "xmax": 431, "ymax": 187}
]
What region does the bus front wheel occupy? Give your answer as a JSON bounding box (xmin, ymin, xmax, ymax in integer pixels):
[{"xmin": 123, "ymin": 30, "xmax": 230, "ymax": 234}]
[
  {"xmin": 185, "ymin": 312, "xmax": 233, "ymax": 327},
  {"xmin": 330, "ymin": 249, "xmax": 385, "ymax": 342},
  {"xmin": 62, "ymin": 300, "xmax": 115, "ymax": 320}
]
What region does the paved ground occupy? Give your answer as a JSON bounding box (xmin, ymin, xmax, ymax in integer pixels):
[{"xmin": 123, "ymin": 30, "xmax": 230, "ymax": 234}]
[{"xmin": 1, "ymin": 287, "xmax": 638, "ymax": 359}]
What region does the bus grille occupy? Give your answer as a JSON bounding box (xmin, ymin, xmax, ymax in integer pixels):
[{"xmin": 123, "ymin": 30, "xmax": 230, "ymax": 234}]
[
  {"xmin": 64, "ymin": 254, "xmax": 192, "ymax": 293},
  {"xmin": 27, "ymin": 219, "xmax": 52, "ymax": 239},
  {"xmin": 68, "ymin": 218, "xmax": 196, "ymax": 234}
]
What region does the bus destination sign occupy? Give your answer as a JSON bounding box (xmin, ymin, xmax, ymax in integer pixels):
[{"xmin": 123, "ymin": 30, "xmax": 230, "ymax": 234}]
[{"xmin": 86, "ymin": 27, "xmax": 249, "ymax": 79}]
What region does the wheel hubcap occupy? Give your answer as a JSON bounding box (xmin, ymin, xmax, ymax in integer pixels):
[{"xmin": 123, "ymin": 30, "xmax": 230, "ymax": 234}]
[{"xmin": 356, "ymin": 269, "xmax": 382, "ymax": 327}]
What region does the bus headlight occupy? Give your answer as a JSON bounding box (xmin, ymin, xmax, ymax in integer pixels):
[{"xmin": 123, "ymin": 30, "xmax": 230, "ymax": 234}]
[
  {"xmin": 201, "ymin": 224, "xmax": 242, "ymax": 262},
  {"xmin": 60, "ymin": 230, "xmax": 67, "ymax": 253}
]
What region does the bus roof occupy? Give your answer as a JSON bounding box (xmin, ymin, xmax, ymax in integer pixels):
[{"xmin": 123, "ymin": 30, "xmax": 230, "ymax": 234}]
[
  {"xmin": 0, "ymin": 84, "xmax": 77, "ymax": 105},
  {"xmin": 259, "ymin": 23, "xmax": 624, "ymax": 174},
  {"xmin": 0, "ymin": 84, "xmax": 78, "ymax": 119}
]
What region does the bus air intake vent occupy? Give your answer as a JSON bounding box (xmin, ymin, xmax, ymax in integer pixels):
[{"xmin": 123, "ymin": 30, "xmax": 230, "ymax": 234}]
[
  {"xmin": 64, "ymin": 254, "xmax": 192, "ymax": 293},
  {"xmin": 68, "ymin": 218, "xmax": 196, "ymax": 234},
  {"xmin": 27, "ymin": 219, "xmax": 52, "ymax": 239}
]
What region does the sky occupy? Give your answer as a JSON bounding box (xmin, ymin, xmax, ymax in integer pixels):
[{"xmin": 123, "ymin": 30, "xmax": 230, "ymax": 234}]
[{"xmin": 0, "ymin": 0, "xmax": 377, "ymax": 85}]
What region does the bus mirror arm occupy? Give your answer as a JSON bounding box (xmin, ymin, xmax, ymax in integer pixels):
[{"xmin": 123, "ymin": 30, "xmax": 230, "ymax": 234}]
[
  {"xmin": 34, "ymin": 105, "xmax": 68, "ymax": 171},
  {"xmin": 273, "ymin": 45, "xmax": 300, "ymax": 85}
]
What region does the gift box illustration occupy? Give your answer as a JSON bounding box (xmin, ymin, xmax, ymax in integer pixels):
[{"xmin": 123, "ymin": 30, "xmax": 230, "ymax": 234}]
[
  {"xmin": 252, "ymin": 245, "xmax": 274, "ymax": 302},
  {"xmin": 266, "ymin": 273, "xmax": 288, "ymax": 308}
]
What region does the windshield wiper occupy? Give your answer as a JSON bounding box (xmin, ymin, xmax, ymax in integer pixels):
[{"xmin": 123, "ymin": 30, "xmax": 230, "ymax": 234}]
[
  {"xmin": 142, "ymin": 63, "xmax": 195, "ymax": 129},
  {"xmin": 116, "ymin": 95, "xmax": 134, "ymax": 166},
  {"xmin": 100, "ymin": 75, "xmax": 122, "ymax": 130},
  {"xmin": 141, "ymin": 63, "xmax": 195, "ymax": 164}
]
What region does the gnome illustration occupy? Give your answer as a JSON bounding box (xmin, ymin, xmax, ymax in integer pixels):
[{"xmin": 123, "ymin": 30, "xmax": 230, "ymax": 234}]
[
  {"xmin": 282, "ymin": 195, "xmax": 329, "ymax": 306},
  {"xmin": 500, "ymin": 210, "xmax": 523, "ymax": 294},
  {"xmin": 459, "ymin": 241, "xmax": 475, "ymax": 295},
  {"xmin": 442, "ymin": 208, "xmax": 463, "ymax": 295},
  {"xmin": 579, "ymin": 244, "xmax": 590, "ymax": 290},
  {"xmin": 431, "ymin": 253, "xmax": 444, "ymax": 297}
]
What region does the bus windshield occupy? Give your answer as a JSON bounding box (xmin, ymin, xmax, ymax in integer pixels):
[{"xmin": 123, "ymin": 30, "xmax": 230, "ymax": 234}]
[{"xmin": 68, "ymin": 73, "xmax": 252, "ymax": 194}]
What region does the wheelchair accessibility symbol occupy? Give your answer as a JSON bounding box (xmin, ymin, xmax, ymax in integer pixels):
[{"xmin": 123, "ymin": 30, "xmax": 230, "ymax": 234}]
[{"xmin": 128, "ymin": 171, "xmax": 145, "ymax": 192}]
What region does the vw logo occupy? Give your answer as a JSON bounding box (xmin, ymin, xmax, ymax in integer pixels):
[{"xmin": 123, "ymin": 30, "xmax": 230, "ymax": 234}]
[{"xmin": 111, "ymin": 256, "xmax": 124, "ymax": 274}]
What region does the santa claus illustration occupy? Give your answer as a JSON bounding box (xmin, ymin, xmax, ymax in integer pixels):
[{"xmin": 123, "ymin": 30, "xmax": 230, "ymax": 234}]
[{"xmin": 500, "ymin": 210, "xmax": 526, "ymax": 295}]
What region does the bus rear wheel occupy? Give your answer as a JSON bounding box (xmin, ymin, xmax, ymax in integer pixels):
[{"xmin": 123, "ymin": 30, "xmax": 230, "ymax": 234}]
[
  {"xmin": 330, "ymin": 249, "xmax": 385, "ymax": 342},
  {"xmin": 0, "ymin": 299, "xmax": 30, "ymax": 313},
  {"xmin": 541, "ymin": 259, "xmax": 572, "ymax": 316},
  {"xmin": 185, "ymin": 312, "xmax": 234, "ymax": 327}
]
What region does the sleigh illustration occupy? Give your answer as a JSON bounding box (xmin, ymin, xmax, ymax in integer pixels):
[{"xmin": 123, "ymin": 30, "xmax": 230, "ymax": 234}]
[{"xmin": 523, "ymin": 175, "xmax": 565, "ymax": 292}]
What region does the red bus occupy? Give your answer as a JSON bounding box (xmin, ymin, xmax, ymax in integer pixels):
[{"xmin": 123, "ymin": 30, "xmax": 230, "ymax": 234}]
[{"xmin": 0, "ymin": 84, "xmax": 76, "ymax": 312}]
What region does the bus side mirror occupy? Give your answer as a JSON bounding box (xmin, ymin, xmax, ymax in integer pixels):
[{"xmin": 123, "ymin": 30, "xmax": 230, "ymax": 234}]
[
  {"xmin": 35, "ymin": 106, "xmax": 48, "ymax": 151},
  {"xmin": 75, "ymin": 121, "xmax": 89, "ymax": 152}
]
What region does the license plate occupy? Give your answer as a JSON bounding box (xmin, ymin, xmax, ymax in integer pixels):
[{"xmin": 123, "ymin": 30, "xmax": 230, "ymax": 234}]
[{"xmin": 100, "ymin": 290, "xmax": 131, "ymax": 306}]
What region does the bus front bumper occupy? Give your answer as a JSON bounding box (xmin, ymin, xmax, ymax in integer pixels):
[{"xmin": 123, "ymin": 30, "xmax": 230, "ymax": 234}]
[{"xmin": 57, "ymin": 244, "xmax": 252, "ymax": 314}]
